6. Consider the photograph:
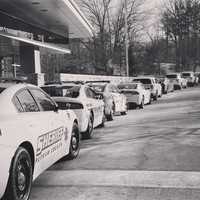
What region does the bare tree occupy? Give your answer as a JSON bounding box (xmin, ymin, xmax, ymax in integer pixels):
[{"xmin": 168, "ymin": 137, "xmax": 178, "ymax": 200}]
[
  {"xmin": 78, "ymin": 0, "xmax": 147, "ymax": 75},
  {"xmin": 161, "ymin": 0, "xmax": 200, "ymax": 71}
]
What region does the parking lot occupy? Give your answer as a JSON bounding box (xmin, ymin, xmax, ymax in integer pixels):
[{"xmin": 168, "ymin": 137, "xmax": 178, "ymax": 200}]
[{"xmin": 30, "ymin": 86, "xmax": 200, "ymax": 200}]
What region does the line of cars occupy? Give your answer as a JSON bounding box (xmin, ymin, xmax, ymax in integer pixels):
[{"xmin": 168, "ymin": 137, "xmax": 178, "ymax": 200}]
[{"xmin": 0, "ymin": 71, "xmax": 198, "ymax": 200}]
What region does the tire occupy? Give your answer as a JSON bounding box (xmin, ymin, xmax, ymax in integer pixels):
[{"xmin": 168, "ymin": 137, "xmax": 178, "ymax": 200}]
[
  {"xmin": 159, "ymin": 91, "xmax": 162, "ymax": 98},
  {"xmin": 153, "ymin": 92, "xmax": 158, "ymax": 101},
  {"xmin": 65, "ymin": 122, "xmax": 80, "ymax": 160},
  {"xmin": 120, "ymin": 103, "xmax": 127, "ymax": 115},
  {"xmin": 82, "ymin": 114, "xmax": 94, "ymax": 139},
  {"xmin": 139, "ymin": 97, "xmax": 144, "ymax": 109},
  {"xmin": 148, "ymin": 97, "xmax": 152, "ymax": 105},
  {"xmin": 120, "ymin": 111, "xmax": 127, "ymax": 115},
  {"xmin": 4, "ymin": 147, "xmax": 33, "ymax": 200},
  {"xmin": 106, "ymin": 103, "xmax": 115, "ymax": 121},
  {"xmin": 99, "ymin": 112, "xmax": 106, "ymax": 127}
]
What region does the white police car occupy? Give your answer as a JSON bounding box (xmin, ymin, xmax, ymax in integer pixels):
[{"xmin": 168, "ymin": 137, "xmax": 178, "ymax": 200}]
[
  {"xmin": 87, "ymin": 81, "xmax": 127, "ymax": 121},
  {"xmin": 118, "ymin": 82, "xmax": 151, "ymax": 109},
  {"xmin": 0, "ymin": 81, "xmax": 80, "ymax": 200},
  {"xmin": 41, "ymin": 82, "xmax": 105, "ymax": 139}
]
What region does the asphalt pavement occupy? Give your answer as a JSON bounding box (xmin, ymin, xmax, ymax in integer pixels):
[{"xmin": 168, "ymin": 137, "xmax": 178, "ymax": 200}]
[{"xmin": 31, "ymin": 86, "xmax": 200, "ymax": 200}]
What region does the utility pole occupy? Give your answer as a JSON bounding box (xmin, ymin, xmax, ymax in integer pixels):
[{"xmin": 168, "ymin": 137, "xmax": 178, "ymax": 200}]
[{"xmin": 125, "ymin": 0, "xmax": 129, "ymax": 76}]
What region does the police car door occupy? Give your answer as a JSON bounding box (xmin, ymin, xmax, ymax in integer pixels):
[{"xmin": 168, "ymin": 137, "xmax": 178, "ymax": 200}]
[
  {"xmin": 29, "ymin": 88, "xmax": 66, "ymax": 175},
  {"xmin": 85, "ymin": 87, "xmax": 104, "ymax": 127}
]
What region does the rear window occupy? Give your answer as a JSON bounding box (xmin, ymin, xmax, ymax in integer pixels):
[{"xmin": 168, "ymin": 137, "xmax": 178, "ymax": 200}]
[
  {"xmin": 90, "ymin": 85, "xmax": 105, "ymax": 92},
  {"xmin": 41, "ymin": 86, "xmax": 59, "ymax": 96},
  {"xmin": 182, "ymin": 73, "xmax": 191, "ymax": 77},
  {"xmin": 41, "ymin": 85, "xmax": 80, "ymax": 98},
  {"xmin": 62, "ymin": 86, "xmax": 80, "ymax": 98},
  {"xmin": 118, "ymin": 84, "xmax": 138, "ymax": 89},
  {"xmin": 166, "ymin": 74, "xmax": 177, "ymax": 78},
  {"xmin": 133, "ymin": 79, "xmax": 151, "ymax": 84}
]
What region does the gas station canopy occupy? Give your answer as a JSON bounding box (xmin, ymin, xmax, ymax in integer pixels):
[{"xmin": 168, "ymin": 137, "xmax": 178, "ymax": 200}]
[{"xmin": 0, "ymin": 0, "xmax": 93, "ymax": 39}]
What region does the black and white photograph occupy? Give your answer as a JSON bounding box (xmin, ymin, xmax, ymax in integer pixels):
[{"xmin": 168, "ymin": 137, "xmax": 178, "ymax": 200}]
[{"xmin": 0, "ymin": 0, "xmax": 200, "ymax": 199}]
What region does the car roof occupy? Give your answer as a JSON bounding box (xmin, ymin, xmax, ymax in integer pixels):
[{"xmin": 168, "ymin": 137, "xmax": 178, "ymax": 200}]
[
  {"xmin": 42, "ymin": 83, "xmax": 82, "ymax": 88},
  {"xmin": 181, "ymin": 71, "xmax": 194, "ymax": 73},
  {"xmin": 119, "ymin": 82, "xmax": 140, "ymax": 85},
  {"xmin": 133, "ymin": 76, "xmax": 154, "ymax": 79}
]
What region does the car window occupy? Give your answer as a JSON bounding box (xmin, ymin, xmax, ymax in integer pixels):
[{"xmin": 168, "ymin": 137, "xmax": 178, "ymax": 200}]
[
  {"xmin": 0, "ymin": 87, "xmax": 5, "ymax": 94},
  {"xmin": 16, "ymin": 89, "xmax": 39, "ymax": 112},
  {"xmin": 182, "ymin": 73, "xmax": 191, "ymax": 77},
  {"xmin": 41, "ymin": 86, "xmax": 62, "ymax": 97},
  {"xmin": 13, "ymin": 96, "xmax": 24, "ymax": 112},
  {"xmin": 62, "ymin": 86, "xmax": 80, "ymax": 98},
  {"xmin": 30, "ymin": 89, "xmax": 56, "ymax": 111},
  {"xmin": 133, "ymin": 79, "xmax": 152, "ymax": 84},
  {"xmin": 166, "ymin": 74, "xmax": 177, "ymax": 78},
  {"xmin": 85, "ymin": 88, "xmax": 96, "ymax": 99},
  {"xmin": 90, "ymin": 85, "xmax": 105, "ymax": 92}
]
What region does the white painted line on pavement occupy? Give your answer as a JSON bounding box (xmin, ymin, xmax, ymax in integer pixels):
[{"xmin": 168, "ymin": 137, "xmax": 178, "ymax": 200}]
[{"xmin": 33, "ymin": 170, "xmax": 200, "ymax": 189}]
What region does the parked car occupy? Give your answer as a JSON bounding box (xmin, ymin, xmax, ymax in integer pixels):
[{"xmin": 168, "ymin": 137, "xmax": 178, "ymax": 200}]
[
  {"xmin": 194, "ymin": 72, "xmax": 200, "ymax": 84},
  {"xmin": 0, "ymin": 81, "xmax": 80, "ymax": 200},
  {"xmin": 157, "ymin": 77, "xmax": 174, "ymax": 94},
  {"xmin": 87, "ymin": 81, "xmax": 127, "ymax": 121},
  {"xmin": 166, "ymin": 73, "xmax": 187, "ymax": 89},
  {"xmin": 117, "ymin": 82, "xmax": 151, "ymax": 109},
  {"xmin": 132, "ymin": 76, "xmax": 162, "ymax": 101},
  {"xmin": 181, "ymin": 71, "xmax": 195, "ymax": 87},
  {"xmin": 41, "ymin": 82, "xmax": 105, "ymax": 139}
]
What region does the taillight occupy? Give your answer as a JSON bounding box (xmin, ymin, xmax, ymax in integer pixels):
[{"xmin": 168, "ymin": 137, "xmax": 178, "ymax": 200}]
[{"xmin": 57, "ymin": 102, "xmax": 84, "ymax": 109}]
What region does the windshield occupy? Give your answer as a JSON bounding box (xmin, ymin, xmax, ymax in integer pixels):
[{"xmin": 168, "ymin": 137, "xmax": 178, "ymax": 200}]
[
  {"xmin": 166, "ymin": 74, "xmax": 177, "ymax": 79},
  {"xmin": 118, "ymin": 84, "xmax": 138, "ymax": 89},
  {"xmin": 182, "ymin": 73, "xmax": 191, "ymax": 77},
  {"xmin": 0, "ymin": 87, "xmax": 5, "ymax": 94},
  {"xmin": 133, "ymin": 79, "xmax": 151, "ymax": 84},
  {"xmin": 62, "ymin": 86, "xmax": 80, "ymax": 98},
  {"xmin": 90, "ymin": 85, "xmax": 105, "ymax": 92},
  {"xmin": 41, "ymin": 85, "xmax": 80, "ymax": 98}
]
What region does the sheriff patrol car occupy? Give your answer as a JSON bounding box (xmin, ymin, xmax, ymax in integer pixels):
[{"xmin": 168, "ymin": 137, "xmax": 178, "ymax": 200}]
[
  {"xmin": 41, "ymin": 82, "xmax": 105, "ymax": 139},
  {"xmin": 0, "ymin": 81, "xmax": 80, "ymax": 200},
  {"xmin": 87, "ymin": 81, "xmax": 127, "ymax": 121}
]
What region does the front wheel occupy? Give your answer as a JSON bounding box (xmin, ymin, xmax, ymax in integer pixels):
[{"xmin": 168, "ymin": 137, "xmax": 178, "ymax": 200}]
[
  {"xmin": 106, "ymin": 103, "xmax": 115, "ymax": 121},
  {"xmin": 99, "ymin": 112, "xmax": 106, "ymax": 127},
  {"xmin": 139, "ymin": 97, "xmax": 144, "ymax": 109},
  {"xmin": 65, "ymin": 122, "xmax": 80, "ymax": 160},
  {"xmin": 153, "ymin": 92, "xmax": 158, "ymax": 101},
  {"xmin": 120, "ymin": 110, "xmax": 127, "ymax": 115},
  {"xmin": 4, "ymin": 147, "xmax": 33, "ymax": 200}
]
